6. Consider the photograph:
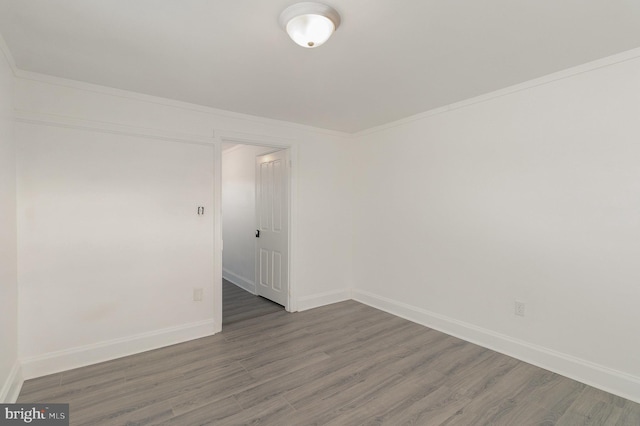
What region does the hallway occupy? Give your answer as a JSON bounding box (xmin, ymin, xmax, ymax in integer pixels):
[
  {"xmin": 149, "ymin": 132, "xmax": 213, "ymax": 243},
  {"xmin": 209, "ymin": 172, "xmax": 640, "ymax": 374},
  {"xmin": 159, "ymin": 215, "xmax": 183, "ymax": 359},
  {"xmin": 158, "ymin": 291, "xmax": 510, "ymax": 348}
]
[{"xmin": 222, "ymin": 279, "xmax": 283, "ymax": 326}]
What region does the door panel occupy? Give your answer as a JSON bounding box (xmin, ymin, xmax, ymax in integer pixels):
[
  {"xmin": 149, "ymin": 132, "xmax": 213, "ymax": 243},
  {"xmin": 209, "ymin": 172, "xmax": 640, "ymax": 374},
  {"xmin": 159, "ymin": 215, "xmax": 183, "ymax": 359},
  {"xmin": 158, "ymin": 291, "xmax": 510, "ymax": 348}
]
[
  {"xmin": 260, "ymin": 248, "xmax": 269, "ymax": 287},
  {"xmin": 256, "ymin": 150, "xmax": 289, "ymax": 307},
  {"xmin": 273, "ymin": 252, "xmax": 282, "ymax": 290}
]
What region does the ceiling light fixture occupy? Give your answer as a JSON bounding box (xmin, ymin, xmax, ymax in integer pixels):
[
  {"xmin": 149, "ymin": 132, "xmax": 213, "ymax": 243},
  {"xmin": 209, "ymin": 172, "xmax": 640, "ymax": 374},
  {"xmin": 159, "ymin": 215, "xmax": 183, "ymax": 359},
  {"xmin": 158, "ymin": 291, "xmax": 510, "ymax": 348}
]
[{"xmin": 279, "ymin": 2, "xmax": 341, "ymax": 48}]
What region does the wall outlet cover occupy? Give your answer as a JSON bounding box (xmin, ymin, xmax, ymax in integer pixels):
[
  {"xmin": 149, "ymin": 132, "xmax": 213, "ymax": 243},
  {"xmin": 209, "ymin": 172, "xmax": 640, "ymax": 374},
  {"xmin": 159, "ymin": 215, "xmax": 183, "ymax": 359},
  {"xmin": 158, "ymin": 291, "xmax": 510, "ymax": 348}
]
[{"xmin": 193, "ymin": 288, "xmax": 204, "ymax": 302}]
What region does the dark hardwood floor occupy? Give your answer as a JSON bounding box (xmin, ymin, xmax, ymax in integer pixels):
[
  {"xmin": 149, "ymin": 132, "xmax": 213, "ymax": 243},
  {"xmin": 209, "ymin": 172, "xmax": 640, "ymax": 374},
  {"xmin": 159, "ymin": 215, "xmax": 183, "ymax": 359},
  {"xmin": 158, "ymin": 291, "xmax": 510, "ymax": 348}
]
[{"xmin": 17, "ymin": 285, "xmax": 640, "ymax": 425}]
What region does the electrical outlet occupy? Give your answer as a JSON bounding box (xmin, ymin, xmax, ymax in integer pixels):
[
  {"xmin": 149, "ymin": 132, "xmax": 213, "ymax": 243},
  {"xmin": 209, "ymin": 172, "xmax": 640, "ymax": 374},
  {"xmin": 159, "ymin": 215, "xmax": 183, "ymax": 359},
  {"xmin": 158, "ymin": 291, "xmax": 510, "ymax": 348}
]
[
  {"xmin": 193, "ymin": 288, "xmax": 203, "ymax": 302},
  {"xmin": 515, "ymin": 300, "xmax": 525, "ymax": 317}
]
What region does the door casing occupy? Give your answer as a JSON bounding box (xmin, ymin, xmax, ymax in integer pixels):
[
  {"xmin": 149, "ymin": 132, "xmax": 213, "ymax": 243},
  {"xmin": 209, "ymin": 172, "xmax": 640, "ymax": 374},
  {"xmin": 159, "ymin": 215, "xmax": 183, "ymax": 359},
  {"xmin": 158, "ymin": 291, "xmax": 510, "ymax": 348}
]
[{"xmin": 216, "ymin": 132, "xmax": 297, "ymax": 327}]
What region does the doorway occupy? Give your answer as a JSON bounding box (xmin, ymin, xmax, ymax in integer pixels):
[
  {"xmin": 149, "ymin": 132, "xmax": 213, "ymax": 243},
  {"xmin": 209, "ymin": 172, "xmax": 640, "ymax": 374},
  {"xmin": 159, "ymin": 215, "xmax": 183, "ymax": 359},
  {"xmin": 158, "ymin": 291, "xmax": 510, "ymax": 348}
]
[{"xmin": 220, "ymin": 142, "xmax": 291, "ymax": 326}]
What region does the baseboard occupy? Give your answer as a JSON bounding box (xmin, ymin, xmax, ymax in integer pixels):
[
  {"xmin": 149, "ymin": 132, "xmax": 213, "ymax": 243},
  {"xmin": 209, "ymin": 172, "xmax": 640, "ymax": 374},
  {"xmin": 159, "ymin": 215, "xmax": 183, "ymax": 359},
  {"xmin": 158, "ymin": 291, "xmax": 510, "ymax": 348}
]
[
  {"xmin": 352, "ymin": 289, "xmax": 640, "ymax": 404},
  {"xmin": 297, "ymin": 289, "xmax": 352, "ymax": 311},
  {"xmin": 0, "ymin": 361, "xmax": 23, "ymax": 403},
  {"xmin": 21, "ymin": 319, "xmax": 218, "ymax": 380},
  {"xmin": 222, "ymin": 268, "xmax": 256, "ymax": 294}
]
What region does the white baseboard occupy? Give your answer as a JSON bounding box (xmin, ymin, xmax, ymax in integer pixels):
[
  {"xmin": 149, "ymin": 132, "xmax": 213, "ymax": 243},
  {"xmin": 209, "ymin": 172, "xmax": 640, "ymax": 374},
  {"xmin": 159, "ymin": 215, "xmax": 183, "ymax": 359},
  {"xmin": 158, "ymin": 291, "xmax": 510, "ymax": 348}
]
[
  {"xmin": 352, "ymin": 289, "xmax": 640, "ymax": 405},
  {"xmin": 21, "ymin": 319, "xmax": 218, "ymax": 380},
  {"xmin": 0, "ymin": 361, "xmax": 23, "ymax": 403},
  {"xmin": 297, "ymin": 289, "xmax": 352, "ymax": 312},
  {"xmin": 223, "ymin": 268, "xmax": 256, "ymax": 294}
]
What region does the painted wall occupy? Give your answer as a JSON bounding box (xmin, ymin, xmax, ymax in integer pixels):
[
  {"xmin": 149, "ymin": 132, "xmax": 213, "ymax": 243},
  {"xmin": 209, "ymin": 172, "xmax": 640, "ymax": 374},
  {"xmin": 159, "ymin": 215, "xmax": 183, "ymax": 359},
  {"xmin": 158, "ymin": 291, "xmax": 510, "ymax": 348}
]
[
  {"xmin": 352, "ymin": 52, "xmax": 640, "ymax": 401},
  {"xmin": 0, "ymin": 38, "xmax": 18, "ymax": 402},
  {"xmin": 221, "ymin": 144, "xmax": 274, "ymax": 293},
  {"xmin": 14, "ymin": 73, "xmax": 354, "ymax": 376},
  {"xmin": 5, "ymin": 35, "xmax": 640, "ymax": 405},
  {"xmin": 16, "ymin": 124, "xmax": 215, "ymax": 373}
]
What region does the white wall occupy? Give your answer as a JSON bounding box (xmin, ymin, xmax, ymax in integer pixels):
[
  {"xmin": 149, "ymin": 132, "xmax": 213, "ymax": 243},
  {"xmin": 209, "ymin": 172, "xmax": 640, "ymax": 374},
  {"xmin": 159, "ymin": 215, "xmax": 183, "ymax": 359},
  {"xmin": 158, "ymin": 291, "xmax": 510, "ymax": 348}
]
[
  {"xmin": 352, "ymin": 51, "xmax": 640, "ymax": 402},
  {"xmin": 0, "ymin": 37, "xmax": 19, "ymax": 402},
  {"xmin": 16, "ymin": 124, "xmax": 215, "ymax": 375},
  {"xmin": 14, "ymin": 72, "xmax": 354, "ymax": 377},
  {"xmin": 222, "ymin": 144, "xmax": 274, "ymax": 293},
  {"xmin": 4, "ymin": 32, "xmax": 640, "ymax": 406}
]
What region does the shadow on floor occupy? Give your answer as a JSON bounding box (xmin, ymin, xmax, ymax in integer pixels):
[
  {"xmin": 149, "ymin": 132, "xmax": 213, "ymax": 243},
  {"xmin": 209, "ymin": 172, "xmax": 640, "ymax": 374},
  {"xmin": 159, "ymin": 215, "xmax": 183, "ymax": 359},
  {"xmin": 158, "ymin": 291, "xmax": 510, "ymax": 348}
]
[{"xmin": 222, "ymin": 279, "xmax": 283, "ymax": 326}]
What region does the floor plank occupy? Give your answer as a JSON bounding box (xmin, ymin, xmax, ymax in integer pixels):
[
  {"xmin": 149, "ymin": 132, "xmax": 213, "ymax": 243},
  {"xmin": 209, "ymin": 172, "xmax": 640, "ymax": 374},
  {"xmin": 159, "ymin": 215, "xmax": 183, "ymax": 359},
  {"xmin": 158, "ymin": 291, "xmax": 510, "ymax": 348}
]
[
  {"xmin": 17, "ymin": 285, "xmax": 640, "ymax": 425},
  {"xmin": 222, "ymin": 279, "xmax": 283, "ymax": 326}
]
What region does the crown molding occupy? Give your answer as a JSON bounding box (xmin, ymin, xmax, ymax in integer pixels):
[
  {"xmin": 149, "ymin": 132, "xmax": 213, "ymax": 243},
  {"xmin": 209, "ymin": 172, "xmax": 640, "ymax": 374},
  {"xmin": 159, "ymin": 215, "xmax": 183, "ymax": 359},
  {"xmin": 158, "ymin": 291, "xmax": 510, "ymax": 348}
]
[
  {"xmin": 355, "ymin": 46, "xmax": 640, "ymax": 138},
  {"xmin": 14, "ymin": 109, "xmax": 216, "ymax": 146},
  {"xmin": 6, "ymin": 27, "xmax": 640, "ymax": 140},
  {"xmin": 13, "ymin": 68, "xmax": 351, "ymax": 139}
]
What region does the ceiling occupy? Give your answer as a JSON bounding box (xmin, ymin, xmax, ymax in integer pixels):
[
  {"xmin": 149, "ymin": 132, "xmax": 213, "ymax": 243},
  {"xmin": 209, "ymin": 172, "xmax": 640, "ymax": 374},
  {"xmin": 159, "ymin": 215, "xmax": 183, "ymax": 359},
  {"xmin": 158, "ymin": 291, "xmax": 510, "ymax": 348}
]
[{"xmin": 1, "ymin": 1, "xmax": 640, "ymax": 133}]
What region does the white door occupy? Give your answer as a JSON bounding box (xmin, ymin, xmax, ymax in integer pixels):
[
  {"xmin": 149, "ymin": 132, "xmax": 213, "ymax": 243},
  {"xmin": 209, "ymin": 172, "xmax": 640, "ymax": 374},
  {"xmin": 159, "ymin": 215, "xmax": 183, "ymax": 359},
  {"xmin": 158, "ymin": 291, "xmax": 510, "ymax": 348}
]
[{"xmin": 255, "ymin": 150, "xmax": 289, "ymax": 307}]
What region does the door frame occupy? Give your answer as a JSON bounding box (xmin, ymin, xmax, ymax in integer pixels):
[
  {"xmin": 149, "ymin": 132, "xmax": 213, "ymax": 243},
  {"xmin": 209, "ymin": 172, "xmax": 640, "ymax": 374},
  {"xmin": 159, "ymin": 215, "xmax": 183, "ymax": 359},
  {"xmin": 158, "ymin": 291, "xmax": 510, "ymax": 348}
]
[{"xmin": 215, "ymin": 131, "xmax": 298, "ymax": 328}]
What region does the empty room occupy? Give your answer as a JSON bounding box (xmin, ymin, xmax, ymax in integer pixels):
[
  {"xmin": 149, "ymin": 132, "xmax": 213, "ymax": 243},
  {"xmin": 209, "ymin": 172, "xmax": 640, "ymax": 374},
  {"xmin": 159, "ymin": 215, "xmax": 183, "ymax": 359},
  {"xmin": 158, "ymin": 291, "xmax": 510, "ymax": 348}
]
[{"xmin": 1, "ymin": 1, "xmax": 640, "ymax": 425}]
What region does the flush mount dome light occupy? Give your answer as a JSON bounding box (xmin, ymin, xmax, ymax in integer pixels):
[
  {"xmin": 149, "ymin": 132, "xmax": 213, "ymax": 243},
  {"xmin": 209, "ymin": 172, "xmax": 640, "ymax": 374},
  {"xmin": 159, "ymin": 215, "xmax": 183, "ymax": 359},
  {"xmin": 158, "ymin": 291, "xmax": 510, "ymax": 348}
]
[{"xmin": 279, "ymin": 2, "xmax": 341, "ymax": 48}]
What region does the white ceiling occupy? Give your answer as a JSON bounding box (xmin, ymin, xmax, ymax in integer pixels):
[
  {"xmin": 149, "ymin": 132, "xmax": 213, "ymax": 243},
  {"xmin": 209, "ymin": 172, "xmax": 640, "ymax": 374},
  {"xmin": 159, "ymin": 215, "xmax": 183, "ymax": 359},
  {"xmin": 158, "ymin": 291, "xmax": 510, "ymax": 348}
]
[{"xmin": 1, "ymin": 1, "xmax": 640, "ymax": 133}]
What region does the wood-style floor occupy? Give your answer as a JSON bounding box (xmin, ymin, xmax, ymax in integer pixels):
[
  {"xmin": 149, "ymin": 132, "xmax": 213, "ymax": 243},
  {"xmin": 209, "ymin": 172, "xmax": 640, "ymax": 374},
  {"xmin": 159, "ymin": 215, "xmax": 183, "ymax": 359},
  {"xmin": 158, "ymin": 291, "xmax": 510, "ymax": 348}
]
[
  {"xmin": 18, "ymin": 284, "xmax": 640, "ymax": 425},
  {"xmin": 222, "ymin": 279, "xmax": 283, "ymax": 326}
]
